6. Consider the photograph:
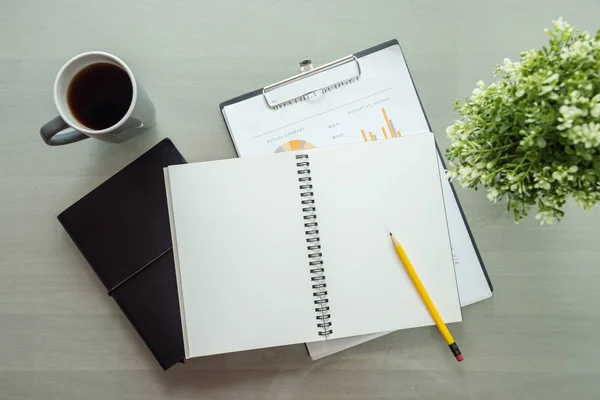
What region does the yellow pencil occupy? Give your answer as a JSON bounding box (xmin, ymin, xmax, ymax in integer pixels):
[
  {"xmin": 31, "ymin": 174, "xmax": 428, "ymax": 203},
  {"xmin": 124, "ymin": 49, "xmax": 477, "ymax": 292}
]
[{"xmin": 389, "ymin": 233, "xmax": 464, "ymax": 362}]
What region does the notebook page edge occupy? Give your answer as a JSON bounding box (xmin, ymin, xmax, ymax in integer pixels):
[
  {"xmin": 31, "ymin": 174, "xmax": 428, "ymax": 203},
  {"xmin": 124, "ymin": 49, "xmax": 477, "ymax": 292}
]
[
  {"xmin": 433, "ymin": 149, "xmax": 463, "ymax": 322},
  {"xmin": 164, "ymin": 167, "xmax": 190, "ymax": 359}
]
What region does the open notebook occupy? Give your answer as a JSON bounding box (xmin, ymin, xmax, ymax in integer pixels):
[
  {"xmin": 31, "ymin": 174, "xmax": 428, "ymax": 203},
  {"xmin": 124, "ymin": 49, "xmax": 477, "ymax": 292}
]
[{"xmin": 165, "ymin": 133, "xmax": 461, "ymax": 358}]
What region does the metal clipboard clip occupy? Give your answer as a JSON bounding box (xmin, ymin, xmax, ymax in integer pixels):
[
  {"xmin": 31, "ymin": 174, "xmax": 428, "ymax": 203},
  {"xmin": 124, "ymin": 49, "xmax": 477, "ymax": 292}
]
[{"xmin": 262, "ymin": 55, "xmax": 362, "ymax": 108}]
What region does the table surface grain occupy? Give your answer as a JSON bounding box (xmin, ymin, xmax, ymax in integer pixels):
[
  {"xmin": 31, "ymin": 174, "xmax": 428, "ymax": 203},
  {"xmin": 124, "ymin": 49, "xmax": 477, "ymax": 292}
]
[{"xmin": 2, "ymin": 1, "xmax": 600, "ymax": 399}]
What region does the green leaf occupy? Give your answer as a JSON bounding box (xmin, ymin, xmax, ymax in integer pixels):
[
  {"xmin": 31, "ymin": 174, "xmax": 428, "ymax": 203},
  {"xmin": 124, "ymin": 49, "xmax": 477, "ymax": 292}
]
[{"xmin": 565, "ymin": 145, "xmax": 573, "ymax": 154}]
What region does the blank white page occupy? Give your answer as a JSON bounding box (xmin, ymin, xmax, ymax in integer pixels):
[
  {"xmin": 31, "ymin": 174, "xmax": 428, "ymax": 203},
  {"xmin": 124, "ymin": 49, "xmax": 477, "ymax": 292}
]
[
  {"xmin": 307, "ymin": 134, "xmax": 462, "ymax": 339},
  {"xmin": 166, "ymin": 154, "xmax": 318, "ymax": 359}
]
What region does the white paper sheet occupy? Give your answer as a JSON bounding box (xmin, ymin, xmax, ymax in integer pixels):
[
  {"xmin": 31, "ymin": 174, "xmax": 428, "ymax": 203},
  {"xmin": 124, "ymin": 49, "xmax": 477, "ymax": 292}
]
[
  {"xmin": 309, "ymin": 136, "xmax": 462, "ymax": 339},
  {"xmin": 166, "ymin": 155, "xmax": 318, "ymax": 358}
]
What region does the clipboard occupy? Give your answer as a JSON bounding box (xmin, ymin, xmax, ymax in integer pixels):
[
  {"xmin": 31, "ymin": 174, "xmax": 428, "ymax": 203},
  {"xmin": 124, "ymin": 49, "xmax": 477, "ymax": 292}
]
[
  {"xmin": 219, "ymin": 39, "xmax": 492, "ymax": 358},
  {"xmin": 219, "ymin": 39, "xmax": 491, "ymax": 289}
]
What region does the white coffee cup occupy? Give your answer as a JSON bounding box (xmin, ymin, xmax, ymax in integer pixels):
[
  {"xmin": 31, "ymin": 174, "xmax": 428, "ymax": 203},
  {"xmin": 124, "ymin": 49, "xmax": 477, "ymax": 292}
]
[{"xmin": 40, "ymin": 51, "xmax": 155, "ymax": 146}]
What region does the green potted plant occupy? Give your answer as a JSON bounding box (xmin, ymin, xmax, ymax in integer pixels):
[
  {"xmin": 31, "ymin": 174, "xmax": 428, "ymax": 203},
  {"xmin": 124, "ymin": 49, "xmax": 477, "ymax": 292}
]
[{"xmin": 446, "ymin": 18, "xmax": 600, "ymax": 224}]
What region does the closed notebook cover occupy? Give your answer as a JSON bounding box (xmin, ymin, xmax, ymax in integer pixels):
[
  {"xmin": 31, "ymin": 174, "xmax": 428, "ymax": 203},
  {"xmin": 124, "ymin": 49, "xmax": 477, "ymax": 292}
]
[
  {"xmin": 57, "ymin": 138, "xmax": 186, "ymax": 370},
  {"xmin": 111, "ymin": 249, "xmax": 183, "ymax": 369}
]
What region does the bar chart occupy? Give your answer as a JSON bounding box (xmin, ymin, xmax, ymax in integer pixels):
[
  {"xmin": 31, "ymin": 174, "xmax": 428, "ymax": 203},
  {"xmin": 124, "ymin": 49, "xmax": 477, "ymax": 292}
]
[{"xmin": 360, "ymin": 108, "xmax": 402, "ymax": 142}]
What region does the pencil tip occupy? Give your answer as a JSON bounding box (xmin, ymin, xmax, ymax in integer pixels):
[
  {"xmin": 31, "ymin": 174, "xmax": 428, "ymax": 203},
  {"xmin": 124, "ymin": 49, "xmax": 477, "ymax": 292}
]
[{"xmin": 389, "ymin": 232, "xmax": 393, "ymax": 236}]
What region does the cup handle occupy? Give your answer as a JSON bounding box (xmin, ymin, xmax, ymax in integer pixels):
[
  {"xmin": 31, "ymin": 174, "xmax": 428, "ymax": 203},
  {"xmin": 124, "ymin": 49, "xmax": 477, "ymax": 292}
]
[{"xmin": 40, "ymin": 116, "xmax": 89, "ymax": 146}]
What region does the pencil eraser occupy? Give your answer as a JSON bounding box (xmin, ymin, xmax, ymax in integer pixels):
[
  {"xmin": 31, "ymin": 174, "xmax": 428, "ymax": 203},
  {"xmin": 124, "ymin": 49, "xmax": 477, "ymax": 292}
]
[{"xmin": 455, "ymin": 354, "xmax": 464, "ymax": 362}]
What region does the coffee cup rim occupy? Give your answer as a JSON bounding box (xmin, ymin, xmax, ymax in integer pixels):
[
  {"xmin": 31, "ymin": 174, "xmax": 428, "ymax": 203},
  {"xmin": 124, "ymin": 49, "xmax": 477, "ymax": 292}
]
[{"xmin": 53, "ymin": 51, "xmax": 138, "ymax": 136}]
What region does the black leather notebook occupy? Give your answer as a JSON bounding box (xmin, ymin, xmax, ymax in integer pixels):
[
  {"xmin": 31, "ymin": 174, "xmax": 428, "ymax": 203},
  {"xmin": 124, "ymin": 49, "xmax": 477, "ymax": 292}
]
[{"xmin": 58, "ymin": 138, "xmax": 186, "ymax": 370}]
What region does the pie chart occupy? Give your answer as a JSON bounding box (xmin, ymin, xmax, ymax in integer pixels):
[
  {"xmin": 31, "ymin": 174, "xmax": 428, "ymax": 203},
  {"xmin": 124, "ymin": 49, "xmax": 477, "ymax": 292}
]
[{"xmin": 274, "ymin": 140, "xmax": 317, "ymax": 153}]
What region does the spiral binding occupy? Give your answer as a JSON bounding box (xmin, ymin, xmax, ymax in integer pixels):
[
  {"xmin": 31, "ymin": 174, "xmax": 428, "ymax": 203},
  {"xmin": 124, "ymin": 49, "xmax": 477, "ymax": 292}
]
[{"xmin": 295, "ymin": 153, "xmax": 332, "ymax": 338}]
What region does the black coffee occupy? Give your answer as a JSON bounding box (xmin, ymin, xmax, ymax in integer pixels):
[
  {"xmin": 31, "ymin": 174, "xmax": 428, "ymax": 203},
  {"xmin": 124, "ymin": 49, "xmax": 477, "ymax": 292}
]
[{"xmin": 67, "ymin": 63, "xmax": 133, "ymax": 130}]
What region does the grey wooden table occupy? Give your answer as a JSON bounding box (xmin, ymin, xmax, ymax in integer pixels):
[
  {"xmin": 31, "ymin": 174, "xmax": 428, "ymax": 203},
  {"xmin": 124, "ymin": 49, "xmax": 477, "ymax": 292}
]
[{"xmin": 2, "ymin": 1, "xmax": 600, "ymax": 399}]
